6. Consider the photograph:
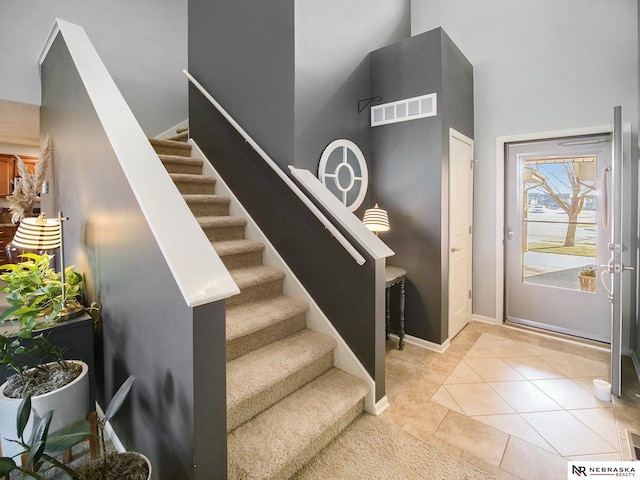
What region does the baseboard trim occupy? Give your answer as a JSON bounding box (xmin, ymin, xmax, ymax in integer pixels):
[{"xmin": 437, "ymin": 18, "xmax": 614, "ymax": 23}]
[
  {"xmin": 373, "ymin": 395, "xmax": 390, "ymax": 416},
  {"xmin": 472, "ymin": 314, "xmax": 500, "ymax": 325},
  {"xmin": 389, "ymin": 333, "xmax": 450, "ymax": 354}
]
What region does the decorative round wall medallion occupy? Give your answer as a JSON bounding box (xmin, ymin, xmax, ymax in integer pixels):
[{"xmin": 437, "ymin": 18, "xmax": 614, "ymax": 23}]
[{"xmin": 318, "ymin": 139, "xmax": 368, "ymax": 212}]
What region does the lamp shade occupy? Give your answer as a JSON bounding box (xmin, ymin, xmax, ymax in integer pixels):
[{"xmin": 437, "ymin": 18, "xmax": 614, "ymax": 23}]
[
  {"xmin": 12, "ymin": 214, "xmax": 61, "ymax": 250},
  {"xmin": 362, "ymin": 204, "xmax": 390, "ymax": 233}
]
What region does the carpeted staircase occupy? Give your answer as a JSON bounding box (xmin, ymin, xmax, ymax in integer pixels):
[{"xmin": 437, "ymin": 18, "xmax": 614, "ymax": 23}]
[{"xmin": 149, "ymin": 128, "xmax": 370, "ymax": 479}]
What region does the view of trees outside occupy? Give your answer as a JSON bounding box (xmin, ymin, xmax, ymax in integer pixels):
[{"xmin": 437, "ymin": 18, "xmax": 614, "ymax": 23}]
[{"xmin": 521, "ymin": 156, "xmax": 597, "ymax": 291}]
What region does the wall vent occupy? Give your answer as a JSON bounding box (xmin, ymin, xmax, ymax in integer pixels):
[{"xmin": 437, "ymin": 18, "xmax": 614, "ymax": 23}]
[
  {"xmin": 628, "ymin": 431, "xmax": 640, "ymax": 460},
  {"xmin": 371, "ymin": 93, "xmax": 437, "ymax": 127}
]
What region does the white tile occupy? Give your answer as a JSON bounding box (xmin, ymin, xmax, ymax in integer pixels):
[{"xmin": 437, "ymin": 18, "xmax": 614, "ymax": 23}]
[
  {"xmin": 474, "ymin": 413, "xmax": 554, "ymax": 452},
  {"xmin": 503, "ymin": 356, "xmax": 565, "ymax": 380},
  {"xmin": 521, "ymin": 411, "xmax": 619, "ymax": 456},
  {"xmin": 465, "ymin": 357, "xmax": 526, "ymax": 382},
  {"xmin": 478, "ymin": 336, "xmax": 542, "ymax": 358},
  {"xmin": 444, "ymin": 383, "xmax": 515, "ymax": 416},
  {"xmin": 463, "ymin": 342, "xmax": 498, "ymax": 359},
  {"xmin": 444, "ymin": 361, "xmax": 484, "ymax": 384},
  {"xmin": 570, "ymin": 408, "xmax": 620, "ymax": 450},
  {"xmin": 541, "ymin": 351, "xmax": 609, "ymax": 378},
  {"xmin": 532, "ymin": 378, "xmax": 612, "ymax": 410},
  {"xmin": 488, "ymin": 381, "xmax": 562, "ymax": 413}
]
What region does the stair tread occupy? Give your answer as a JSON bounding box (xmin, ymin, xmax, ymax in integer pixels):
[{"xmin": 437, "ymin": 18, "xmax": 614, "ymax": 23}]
[
  {"xmin": 229, "ymin": 265, "xmax": 285, "ymax": 290},
  {"xmin": 227, "ymin": 329, "xmax": 336, "ymax": 408},
  {"xmin": 158, "ymin": 154, "xmax": 202, "ymax": 165},
  {"xmin": 169, "ymin": 173, "xmax": 216, "ymax": 183},
  {"xmin": 226, "ymin": 295, "xmax": 308, "ymax": 341},
  {"xmin": 213, "ymin": 239, "xmax": 265, "ymax": 257},
  {"xmin": 150, "ymin": 137, "xmax": 191, "ymax": 150},
  {"xmin": 228, "ymin": 368, "xmax": 368, "ymax": 479},
  {"xmin": 197, "ymin": 216, "xmax": 247, "ymax": 227},
  {"xmin": 183, "ymin": 194, "xmax": 230, "ymax": 204}
]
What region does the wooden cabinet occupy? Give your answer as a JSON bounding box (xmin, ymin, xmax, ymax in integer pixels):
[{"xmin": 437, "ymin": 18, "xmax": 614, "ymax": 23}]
[
  {"xmin": 0, "ymin": 154, "xmax": 38, "ymax": 198},
  {"xmin": 0, "ymin": 155, "xmax": 15, "ymax": 197}
]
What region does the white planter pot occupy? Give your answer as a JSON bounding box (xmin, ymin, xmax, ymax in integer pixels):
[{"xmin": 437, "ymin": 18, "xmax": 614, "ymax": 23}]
[
  {"xmin": 139, "ymin": 452, "xmax": 152, "ymax": 480},
  {"xmin": 0, "ymin": 360, "xmax": 90, "ymax": 465}
]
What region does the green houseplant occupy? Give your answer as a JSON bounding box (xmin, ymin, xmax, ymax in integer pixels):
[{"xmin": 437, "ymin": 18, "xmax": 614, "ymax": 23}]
[
  {"xmin": 0, "ymin": 253, "xmax": 87, "ymax": 397},
  {"xmin": 0, "ymin": 375, "xmax": 151, "ymax": 480},
  {"xmin": 0, "ymin": 253, "xmax": 94, "ymax": 464}
]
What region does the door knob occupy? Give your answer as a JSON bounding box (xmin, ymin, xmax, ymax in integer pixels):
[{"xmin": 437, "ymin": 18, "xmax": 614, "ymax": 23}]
[{"xmin": 451, "ymin": 247, "xmax": 461, "ymax": 253}]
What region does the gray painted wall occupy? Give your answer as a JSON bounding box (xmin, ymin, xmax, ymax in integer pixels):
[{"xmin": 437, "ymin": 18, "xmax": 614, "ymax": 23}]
[
  {"xmin": 188, "ymin": 0, "xmax": 410, "ymax": 183},
  {"xmin": 1, "ymin": 0, "xmax": 187, "ymax": 136},
  {"xmin": 370, "ymin": 28, "xmax": 473, "ymax": 344},
  {"xmin": 40, "ymin": 34, "xmax": 226, "ymax": 479},
  {"xmin": 293, "ymin": 0, "xmax": 410, "ymax": 184},
  {"xmin": 188, "ymin": 0, "xmax": 296, "ymax": 169},
  {"xmin": 412, "ymin": 1, "xmax": 639, "ymax": 348}
]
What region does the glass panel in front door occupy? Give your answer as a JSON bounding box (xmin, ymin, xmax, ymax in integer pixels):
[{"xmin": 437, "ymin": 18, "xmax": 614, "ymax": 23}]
[{"xmin": 521, "ymin": 155, "xmax": 597, "ymax": 293}]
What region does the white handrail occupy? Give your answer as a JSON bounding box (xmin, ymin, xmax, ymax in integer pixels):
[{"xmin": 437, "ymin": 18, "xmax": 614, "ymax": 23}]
[
  {"xmin": 38, "ymin": 20, "xmax": 240, "ymax": 307},
  {"xmin": 183, "ymin": 70, "xmax": 366, "ymax": 266},
  {"xmin": 289, "ymin": 167, "xmax": 394, "ymax": 260}
]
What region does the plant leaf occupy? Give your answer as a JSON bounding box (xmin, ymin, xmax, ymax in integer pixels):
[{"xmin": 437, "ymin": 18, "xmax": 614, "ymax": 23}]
[
  {"xmin": 16, "ymin": 394, "xmax": 32, "ymax": 439},
  {"xmin": 104, "ymin": 375, "xmax": 135, "ymax": 421},
  {"xmin": 45, "ymin": 419, "xmax": 92, "ymax": 453},
  {"xmin": 26, "ymin": 410, "xmax": 53, "ymax": 466},
  {"xmin": 0, "ymin": 457, "xmax": 17, "ymax": 475}
]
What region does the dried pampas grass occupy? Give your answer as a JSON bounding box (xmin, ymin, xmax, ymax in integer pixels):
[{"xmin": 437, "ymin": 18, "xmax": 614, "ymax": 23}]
[{"xmin": 7, "ymin": 134, "xmax": 53, "ymax": 223}]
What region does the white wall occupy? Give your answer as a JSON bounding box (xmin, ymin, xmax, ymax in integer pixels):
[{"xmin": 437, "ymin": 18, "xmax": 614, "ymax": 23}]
[
  {"xmin": 412, "ymin": 0, "xmax": 638, "ymax": 324},
  {"xmin": 0, "ymin": 0, "xmax": 187, "ymax": 136}
]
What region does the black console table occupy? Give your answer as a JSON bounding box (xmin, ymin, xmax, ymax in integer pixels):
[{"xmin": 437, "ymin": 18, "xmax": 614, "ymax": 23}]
[{"xmin": 385, "ymin": 266, "xmax": 407, "ymax": 350}]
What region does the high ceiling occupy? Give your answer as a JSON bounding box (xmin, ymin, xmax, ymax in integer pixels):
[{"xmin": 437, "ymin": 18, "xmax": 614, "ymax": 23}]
[{"xmin": 0, "ymin": 99, "xmax": 39, "ymax": 147}]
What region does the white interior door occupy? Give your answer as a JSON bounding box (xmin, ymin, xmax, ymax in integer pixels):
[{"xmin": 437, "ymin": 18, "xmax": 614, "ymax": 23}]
[{"xmin": 448, "ymin": 128, "xmax": 474, "ymax": 339}]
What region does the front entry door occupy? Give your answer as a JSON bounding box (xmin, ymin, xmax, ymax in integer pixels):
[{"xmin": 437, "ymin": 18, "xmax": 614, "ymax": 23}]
[{"xmin": 505, "ymin": 133, "xmax": 611, "ymax": 342}]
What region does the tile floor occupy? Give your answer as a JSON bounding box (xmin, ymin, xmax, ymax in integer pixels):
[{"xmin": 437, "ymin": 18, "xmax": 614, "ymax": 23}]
[{"xmin": 382, "ymin": 321, "xmax": 640, "ymax": 480}]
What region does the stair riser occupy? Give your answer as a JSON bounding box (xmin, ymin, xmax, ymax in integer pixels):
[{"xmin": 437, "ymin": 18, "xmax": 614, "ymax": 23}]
[
  {"xmin": 227, "ymin": 352, "xmax": 334, "ymax": 432},
  {"xmin": 201, "ymin": 225, "xmax": 246, "ymax": 242},
  {"xmin": 187, "ymin": 202, "xmax": 230, "ymax": 217},
  {"xmin": 226, "ymin": 312, "xmax": 306, "ymax": 362},
  {"xmin": 152, "ymin": 144, "xmax": 191, "ymax": 157},
  {"xmin": 174, "ymin": 181, "xmax": 216, "ymax": 195},
  {"xmin": 219, "ymin": 251, "xmax": 263, "ymax": 271},
  {"xmin": 162, "ymin": 162, "xmax": 202, "ymax": 175},
  {"xmin": 227, "ymin": 279, "xmax": 283, "ymax": 309}
]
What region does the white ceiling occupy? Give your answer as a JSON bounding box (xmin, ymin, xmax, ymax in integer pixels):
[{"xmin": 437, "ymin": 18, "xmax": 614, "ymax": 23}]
[{"xmin": 0, "ymin": 99, "xmax": 39, "ymax": 147}]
